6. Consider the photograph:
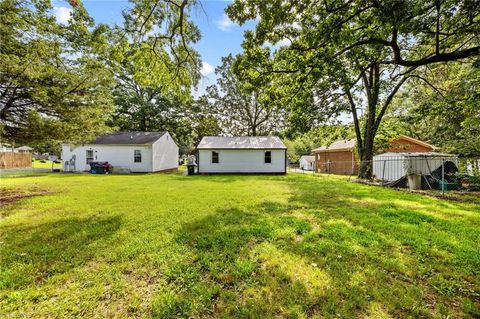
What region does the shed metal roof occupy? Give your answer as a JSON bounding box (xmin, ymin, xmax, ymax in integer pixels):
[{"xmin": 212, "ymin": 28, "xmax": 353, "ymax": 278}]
[
  {"xmin": 375, "ymin": 152, "xmax": 457, "ymax": 158},
  {"xmin": 88, "ymin": 131, "xmax": 166, "ymax": 145},
  {"xmin": 312, "ymin": 139, "xmax": 356, "ymax": 153},
  {"xmin": 197, "ymin": 136, "xmax": 287, "ymax": 149}
]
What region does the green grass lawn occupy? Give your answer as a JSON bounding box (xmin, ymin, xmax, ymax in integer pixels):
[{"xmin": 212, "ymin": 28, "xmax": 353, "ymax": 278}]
[
  {"xmin": 1, "ymin": 172, "xmax": 479, "ymax": 318},
  {"xmin": 31, "ymin": 159, "xmax": 62, "ymax": 169}
]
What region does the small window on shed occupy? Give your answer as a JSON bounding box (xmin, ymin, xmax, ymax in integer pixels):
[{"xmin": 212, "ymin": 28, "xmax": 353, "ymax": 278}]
[
  {"xmin": 134, "ymin": 150, "xmax": 142, "ymax": 163},
  {"xmin": 212, "ymin": 151, "xmax": 219, "ymax": 164},
  {"xmin": 265, "ymin": 151, "xmax": 272, "ymax": 163}
]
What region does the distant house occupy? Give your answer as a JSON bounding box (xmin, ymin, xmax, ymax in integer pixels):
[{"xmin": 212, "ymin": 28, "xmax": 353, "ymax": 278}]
[
  {"xmin": 61, "ymin": 131, "xmax": 178, "ymax": 173},
  {"xmin": 16, "ymin": 146, "xmax": 33, "ymax": 153},
  {"xmin": 312, "ymin": 135, "xmax": 438, "ymax": 175},
  {"xmin": 299, "ymin": 155, "xmax": 315, "ymax": 171},
  {"xmin": 196, "ymin": 136, "xmax": 287, "ymax": 174}
]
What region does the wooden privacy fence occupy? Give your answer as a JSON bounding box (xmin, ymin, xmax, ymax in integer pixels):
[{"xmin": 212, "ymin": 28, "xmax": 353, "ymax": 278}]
[{"xmin": 0, "ymin": 152, "xmax": 32, "ymax": 168}]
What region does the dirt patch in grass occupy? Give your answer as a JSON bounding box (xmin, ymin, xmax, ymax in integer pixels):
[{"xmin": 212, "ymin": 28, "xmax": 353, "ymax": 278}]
[{"xmin": 0, "ymin": 188, "xmax": 49, "ymax": 207}]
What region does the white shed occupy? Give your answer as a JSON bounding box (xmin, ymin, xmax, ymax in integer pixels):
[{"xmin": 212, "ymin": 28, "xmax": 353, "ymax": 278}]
[
  {"xmin": 196, "ymin": 136, "xmax": 287, "ymax": 174},
  {"xmin": 372, "ymin": 152, "xmax": 458, "ymax": 182},
  {"xmin": 299, "ymin": 155, "xmax": 315, "ymax": 171},
  {"xmin": 61, "ymin": 131, "xmax": 178, "ymax": 173}
]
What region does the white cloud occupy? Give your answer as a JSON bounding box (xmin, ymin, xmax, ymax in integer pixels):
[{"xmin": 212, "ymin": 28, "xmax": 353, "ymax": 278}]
[
  {"xmin": 216, "ymin": 14, "xmax": 236, "ymax": 32},
  {"xmin": 200, "ymin": 61, "xmax": 214, "ymax": 76},
  {"xmin": 53, "ymin": 6, "xmax": 72, "ymax": 25}
]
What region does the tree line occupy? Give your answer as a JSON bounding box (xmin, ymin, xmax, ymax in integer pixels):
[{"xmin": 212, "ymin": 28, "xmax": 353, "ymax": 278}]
[{"xmin": 1, "ymin": 0, "xmax": 479, "ymax": 178}]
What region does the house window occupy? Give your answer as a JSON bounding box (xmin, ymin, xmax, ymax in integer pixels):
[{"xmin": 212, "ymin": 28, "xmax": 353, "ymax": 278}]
[
  {"xmin": 212, "ymin": 151, "xmax": 219, "ymax": 164},
  {"xmin": 134, "ymin": 150, "xmax": 142, "ymax": 163},
  {"xmin": 86, "ymin": 150, "xmax": 94, "ymax": 164},
  {"xmin": 265, "ymin": 151, "xmax": 272, "ymax": 163}
]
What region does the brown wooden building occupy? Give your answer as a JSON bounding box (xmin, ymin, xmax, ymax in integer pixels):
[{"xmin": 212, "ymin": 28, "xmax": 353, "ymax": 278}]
[
  {"xmin": 312, "ymin": 135, "xmax": 437, "ymax": 175},
  {"xmin": 384, "ymin": 135, "xmax": 437, "ymax": 153},
  {"xmin": 312, "ymin": 139, "xmax": 357, "ymax": 175}
]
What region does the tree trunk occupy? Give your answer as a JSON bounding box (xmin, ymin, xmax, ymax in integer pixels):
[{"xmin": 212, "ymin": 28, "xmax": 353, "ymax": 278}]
[{"xmin": 358, "ymin": 134, "xmax": 374, "ymax": 179}]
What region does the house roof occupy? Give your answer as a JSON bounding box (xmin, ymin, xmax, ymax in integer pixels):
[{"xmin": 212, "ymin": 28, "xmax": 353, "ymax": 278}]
[
  {"xmin": 312, "ymin": 139, "xmax": 356, "ymax": 153},
  {"xmin": 395, "ymin": 135, "xmax": 438, "ymax": 150},
  {"xmin": 16, "ymin": 146, "xmax": 33, "ymax": 151},
  {"xmin": 197, "ymin": 136, "xmax": 287, "ymax": 149},
  {"xmin": 300, "ymin": 155, "xmax": 315, "ymax": 162},
  {"xmin": 88, "ymin": 131, "xmax": 167, "ymax": 145}
]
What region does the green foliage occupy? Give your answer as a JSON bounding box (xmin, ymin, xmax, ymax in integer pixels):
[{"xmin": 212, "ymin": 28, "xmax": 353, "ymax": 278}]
[
  {"xmin": 227, "ymin": 0, "xmax": 480, "ymax": 177},
  {"xmin": 284, "ymin": 125, "xmax": 352, "ymax": 163},
  {"xmin": 1, "ymin": 173, "xmax": 479, "ymax": 317},
  {"xmin": 200, "ymin": 54, "xmax": 283, "ymax": 136},
  {"xmin": 392, "ymin": 63, "xmax": 480, "ymax": 157},
  {"xmin": 104, "ymin": 0, "xmax": 202, "ymax": 153},
  {"xmin": 0, "ymin": 0, "xmax": 114, "ymax": 146}
]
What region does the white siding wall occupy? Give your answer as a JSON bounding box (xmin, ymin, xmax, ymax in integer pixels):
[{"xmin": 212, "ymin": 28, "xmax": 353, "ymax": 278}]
[
  {"xmin": 62, "ymin": 144, "xmax": 153, "ymax": 172},
  {"xmin": 151, "ymin": 132, "xmax": 179, "ymax": 171},
  {"xmin": 299, "ymin": 158, "xmax": 314, "ymax": 171},
  {"xmin": 198, "ymin": 149, "xmax": 286, "ymax": 173}
]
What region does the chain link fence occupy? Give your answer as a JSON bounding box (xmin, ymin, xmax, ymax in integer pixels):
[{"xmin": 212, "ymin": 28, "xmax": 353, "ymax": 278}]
[{"xmin": 290, "ymin": 156, "xmax": 480, "ymax": 193}]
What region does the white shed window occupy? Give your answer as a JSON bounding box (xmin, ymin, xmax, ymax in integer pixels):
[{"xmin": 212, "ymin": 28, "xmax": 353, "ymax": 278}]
[
  {"xmin": 212, "ymin": 151, "xmax": 219, "ymax": 164},
  {"xmin": 265, "ymin": 151, "xmax": 272, "ymax": 164},
  {"xmin": 86, "ymin": 150, "xmax": 94, "ymax": 164},
  {"xmin": 134, "ymin": 150, "xmax": 142, "ymax": 163}
]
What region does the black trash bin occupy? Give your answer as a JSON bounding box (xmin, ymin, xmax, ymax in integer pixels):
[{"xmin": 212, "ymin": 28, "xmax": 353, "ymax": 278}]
[
  {"xmin": 187, "ymin": 164, "xmax": 196, "ymax": 176},
  {"xmin": 89, "ymin": 161, "xmax": 111, "ymax": 174}
]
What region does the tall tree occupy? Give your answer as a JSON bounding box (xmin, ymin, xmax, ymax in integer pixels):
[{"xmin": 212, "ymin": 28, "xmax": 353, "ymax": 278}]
[
  {"xmin": 105, "ymin": 0, "xmax": 201, "ymax": 150},
  {"xmin": 0, "ymin": 0, "xmax": 114, "ymax": 146},
  {"xmin": 202, "ymin": 54, "xmax": 283, "ymax": 136},
  {"xmin": 394, "ymin": 63, "xmax": 480, "ymax": 157},
  {"xmin": 227, "ymin": 0, "xmax": 480, "ymax": 178}
]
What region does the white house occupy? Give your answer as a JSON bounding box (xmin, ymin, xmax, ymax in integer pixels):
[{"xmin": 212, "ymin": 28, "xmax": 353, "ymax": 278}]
[
  {"xmin": 372, "ymin": 152, "xmax": 458, "ymax": 182},
  {"xmin": 61, "ymin": 131, "xmax": 178, "ymax": 173},
  {"xmin": 299, "ymin": 155, "xmax": 315, "ymax": 171},
  {"xmin": 196, "ymin": 136, "xmax": 287, "ymax": 174}
]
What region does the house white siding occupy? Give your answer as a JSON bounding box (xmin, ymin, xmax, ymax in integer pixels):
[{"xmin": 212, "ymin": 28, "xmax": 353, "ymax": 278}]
[
  {"xmin": 151, "ymin": 132, "xmax": 179, "ymax": 172},
  {"xmin": 62, "ymin": 144, "xmax": 153, "ymax": 172},
  {"xmin": 198, "ymin": 149, "xmax": 286, "ymax": 173}
]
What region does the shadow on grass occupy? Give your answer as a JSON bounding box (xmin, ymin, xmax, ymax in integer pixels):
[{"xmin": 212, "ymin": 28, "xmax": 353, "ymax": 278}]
[
  {"xmin": 156, "ymin": 175, "xmax": 480, "ymax": 318},
  {"xmin": 0, "ymin": 215, "xmax": 122, "ymax": 290}
]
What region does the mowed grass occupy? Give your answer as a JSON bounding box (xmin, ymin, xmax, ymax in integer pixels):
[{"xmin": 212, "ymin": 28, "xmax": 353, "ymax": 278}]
[
  {"xmin": 0, "ymin": 172, "xmax": 479, "ymax": 318},
  {"xmin": 31, "ymin": 159, "xmax": 62, "ymax": 169}
]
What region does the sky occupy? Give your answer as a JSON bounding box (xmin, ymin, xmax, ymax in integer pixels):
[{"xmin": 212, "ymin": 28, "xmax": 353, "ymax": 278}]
[{"xmin": 52, "ymin": 0, "xmax": 256, "ymax": 95}]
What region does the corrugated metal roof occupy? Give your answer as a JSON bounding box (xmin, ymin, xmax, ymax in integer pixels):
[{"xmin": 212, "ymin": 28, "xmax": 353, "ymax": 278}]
[
  {"xmin": 312, "ymin": 139, "xmax": 356, "ymax": 152},
  {"xmin": 197, "ymin": 136, "xmax": 287, "ymax": 149},
  {"xmin": 89, "ymin": 131, "xmax": 166, "ymax": 145},
  {"xmin": 375, "ymin": 152, "xmax": 456, "ymax": 158}
]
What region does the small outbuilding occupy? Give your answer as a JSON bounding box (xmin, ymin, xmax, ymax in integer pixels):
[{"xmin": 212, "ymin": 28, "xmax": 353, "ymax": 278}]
[
  {"xmin": 299, "ymin": 155, "xmax": 315, "ymax": 171},
  {"xmin": 312, "ymin": 135, "xmax": 440, "ymax": 175},
  {"xmin": 61, "ymin": 131, "xmax": 178, "ymax": 173},
  {"xmin": 196, "ymin": 136, "xmax": 287, "ymax": 174},
  {"xmin": 312, "ymin": 139, "xmax": 357, "ymax": 175}
]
